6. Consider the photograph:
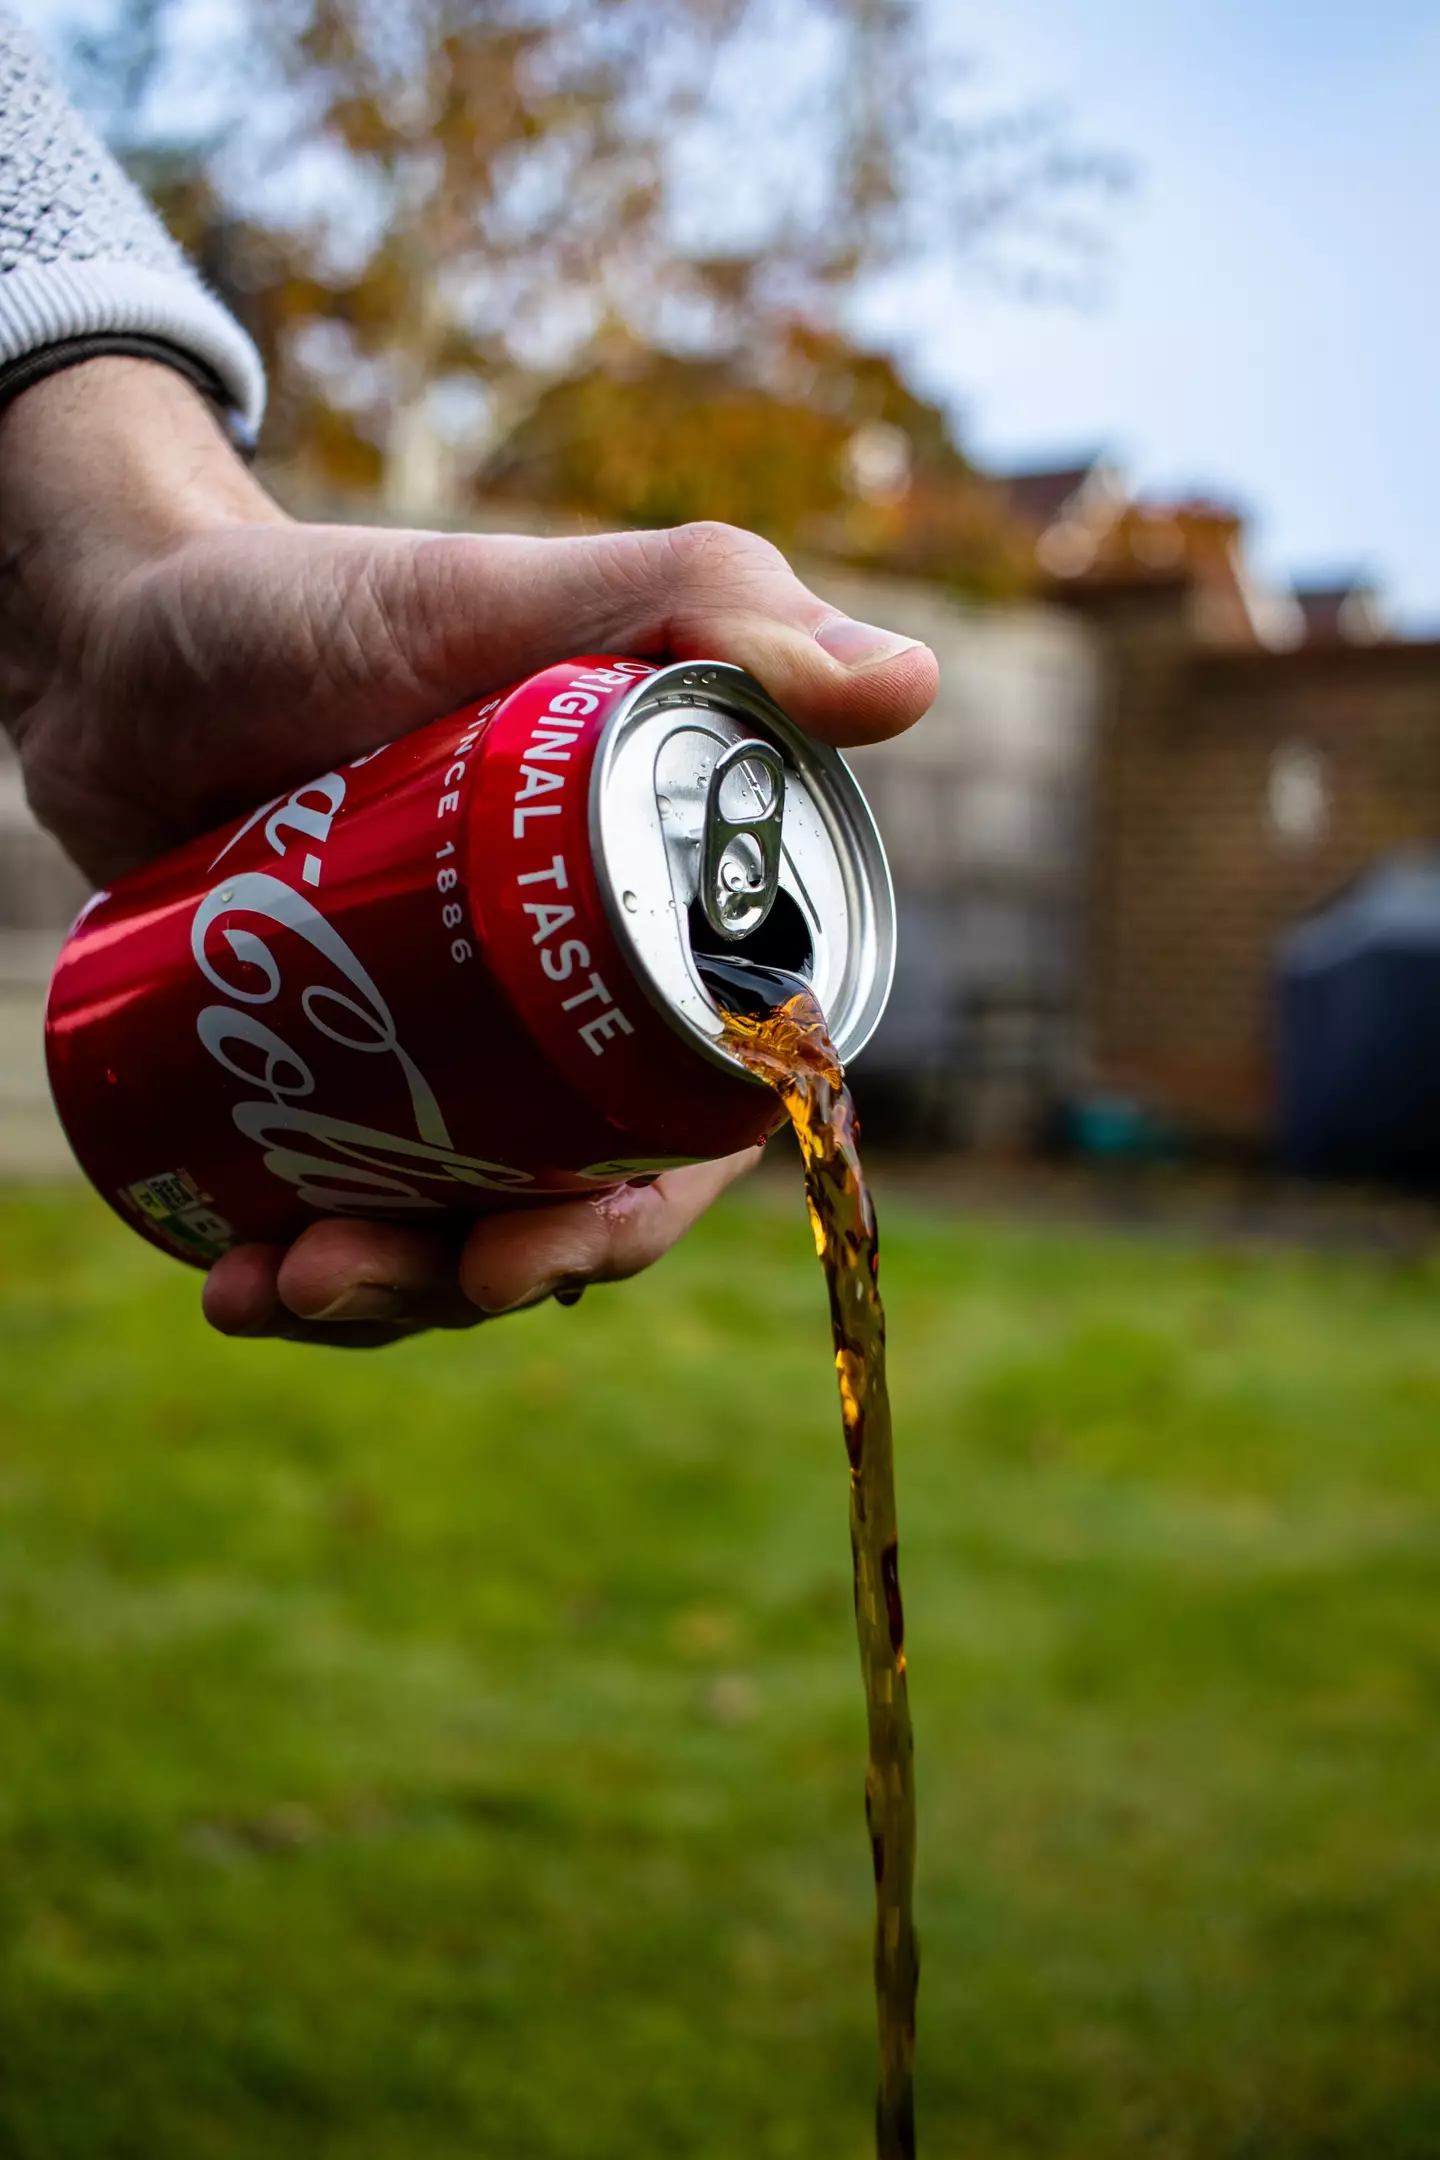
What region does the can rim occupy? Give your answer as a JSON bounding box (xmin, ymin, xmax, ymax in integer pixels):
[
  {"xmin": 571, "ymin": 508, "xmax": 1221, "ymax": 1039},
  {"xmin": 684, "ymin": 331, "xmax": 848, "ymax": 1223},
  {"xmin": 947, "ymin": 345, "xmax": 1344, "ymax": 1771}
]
[{"xmin": 588, "ymin": 660, "xmax": 896, "ymax": 1079}]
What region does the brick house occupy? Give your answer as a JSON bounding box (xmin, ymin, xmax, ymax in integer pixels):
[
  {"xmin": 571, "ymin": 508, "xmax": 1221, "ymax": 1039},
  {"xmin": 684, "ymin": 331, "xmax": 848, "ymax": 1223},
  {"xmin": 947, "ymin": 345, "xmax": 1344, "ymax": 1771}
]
[{"xmin": 1077, "ymin": 575, "xmax": 1440, "ymax": 1144}]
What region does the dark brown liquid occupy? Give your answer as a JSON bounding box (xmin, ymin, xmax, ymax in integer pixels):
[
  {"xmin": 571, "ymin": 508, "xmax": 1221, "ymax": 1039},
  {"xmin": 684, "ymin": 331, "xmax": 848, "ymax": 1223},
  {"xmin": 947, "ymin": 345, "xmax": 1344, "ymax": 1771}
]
[{"xmin": 705, "ymin": 958, "xmax": 918, "ymax": 2160}]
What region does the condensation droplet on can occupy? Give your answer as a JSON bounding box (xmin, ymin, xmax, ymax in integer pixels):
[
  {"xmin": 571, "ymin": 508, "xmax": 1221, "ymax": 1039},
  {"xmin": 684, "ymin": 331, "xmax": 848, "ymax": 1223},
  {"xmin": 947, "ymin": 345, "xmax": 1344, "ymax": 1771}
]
[
  {"xmin": 656, "ymin": 795, "xmax": 672, "ymax": 816},
  {"xmin": 622, "ymin": 890, "xmax": 638, "ymax": 912}
]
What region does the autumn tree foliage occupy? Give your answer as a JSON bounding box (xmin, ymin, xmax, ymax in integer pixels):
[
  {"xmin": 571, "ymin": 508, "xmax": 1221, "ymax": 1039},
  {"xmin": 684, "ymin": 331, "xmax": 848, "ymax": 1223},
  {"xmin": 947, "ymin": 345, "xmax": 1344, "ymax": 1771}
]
[
  {"xmin": 71, "ymin": 0, "xmax": 1122, "ymax": 589},
  {"xmin": 482, "ymin": 323, "xmax": 1036, "ymax": 596}
]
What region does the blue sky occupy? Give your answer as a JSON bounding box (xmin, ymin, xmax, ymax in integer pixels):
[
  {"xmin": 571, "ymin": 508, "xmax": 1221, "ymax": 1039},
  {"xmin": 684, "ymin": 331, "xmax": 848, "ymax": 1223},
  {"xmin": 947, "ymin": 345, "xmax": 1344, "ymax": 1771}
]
[
  {"xmin": 888, "ymin": 0, "xmax": 1440, "ymax": 627},
  {"xmin": 17, "ymin": 0, "xmax": 1440, "ymax": 625}
]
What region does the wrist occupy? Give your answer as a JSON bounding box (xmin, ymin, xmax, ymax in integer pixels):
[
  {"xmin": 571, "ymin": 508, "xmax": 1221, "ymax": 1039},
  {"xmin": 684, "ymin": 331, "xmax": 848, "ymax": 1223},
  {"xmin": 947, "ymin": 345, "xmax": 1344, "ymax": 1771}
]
[{"xmin": 0, "ymin": 357, "xmax": 283, "ymax": 720}]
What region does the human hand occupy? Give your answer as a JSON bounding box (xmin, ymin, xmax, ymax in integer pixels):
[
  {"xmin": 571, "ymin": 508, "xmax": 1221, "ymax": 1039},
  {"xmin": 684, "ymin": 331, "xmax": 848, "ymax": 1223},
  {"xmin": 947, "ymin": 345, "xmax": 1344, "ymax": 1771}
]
[{"xmin": 0, "ymin": 359, "xmax": 937, "ymax": 1344}]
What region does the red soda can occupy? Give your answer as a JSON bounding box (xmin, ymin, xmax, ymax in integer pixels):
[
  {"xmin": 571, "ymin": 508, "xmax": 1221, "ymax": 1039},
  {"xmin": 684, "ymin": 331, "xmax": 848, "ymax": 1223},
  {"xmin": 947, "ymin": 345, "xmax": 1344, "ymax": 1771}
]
[{"xmin": 45, "ymin": 657, "xmax": 894, "ymax": 1268}]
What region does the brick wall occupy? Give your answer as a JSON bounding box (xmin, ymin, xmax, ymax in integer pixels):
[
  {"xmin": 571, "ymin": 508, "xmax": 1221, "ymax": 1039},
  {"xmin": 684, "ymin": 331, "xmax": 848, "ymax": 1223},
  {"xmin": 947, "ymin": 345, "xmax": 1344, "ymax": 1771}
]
[{"xmin": 1086, "ymin": 591, "xmax": 1440, "ymax": 1141}]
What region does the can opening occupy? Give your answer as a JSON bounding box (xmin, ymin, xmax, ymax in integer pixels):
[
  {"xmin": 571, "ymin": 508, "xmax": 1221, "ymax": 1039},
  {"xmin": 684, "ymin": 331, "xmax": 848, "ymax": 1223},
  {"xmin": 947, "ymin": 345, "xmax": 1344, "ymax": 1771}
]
[
  {"xmin": 693, "ymin": 950, "xmax": 801, "ymax": 1021},
  {"xmin": 687, "ymin": 885, "xmax": 814, "ymax": 981}
]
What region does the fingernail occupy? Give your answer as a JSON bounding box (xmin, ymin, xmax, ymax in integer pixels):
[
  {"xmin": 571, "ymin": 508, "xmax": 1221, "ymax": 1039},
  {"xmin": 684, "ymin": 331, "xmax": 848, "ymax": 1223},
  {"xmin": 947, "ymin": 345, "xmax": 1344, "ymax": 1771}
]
[
  {"xmin": 813, "ymin": 616, "xmax": 922, "ymax": 671},
  {"xmin": 300, "ymin": 1284, "xmax": 407, "ymax": 1324},
  {"xmin": 472, "ymin": 1280, "xmax": 557, "ymax": 1318}
]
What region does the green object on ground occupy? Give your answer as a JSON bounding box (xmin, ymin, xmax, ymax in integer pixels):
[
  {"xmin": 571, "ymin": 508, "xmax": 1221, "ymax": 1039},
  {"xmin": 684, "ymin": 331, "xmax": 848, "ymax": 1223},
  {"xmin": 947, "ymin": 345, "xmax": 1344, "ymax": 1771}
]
[{"xmin": 1, "ymin": 1176, "xmax": 1439, "ymax": 2158}]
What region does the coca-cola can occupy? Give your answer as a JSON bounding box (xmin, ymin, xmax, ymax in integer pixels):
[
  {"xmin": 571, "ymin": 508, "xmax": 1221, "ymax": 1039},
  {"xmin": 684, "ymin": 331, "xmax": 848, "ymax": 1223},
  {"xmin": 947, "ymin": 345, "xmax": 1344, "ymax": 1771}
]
[{"xmin": 45, "ymin": 656, "xmax": 895, "ymax": 1269}]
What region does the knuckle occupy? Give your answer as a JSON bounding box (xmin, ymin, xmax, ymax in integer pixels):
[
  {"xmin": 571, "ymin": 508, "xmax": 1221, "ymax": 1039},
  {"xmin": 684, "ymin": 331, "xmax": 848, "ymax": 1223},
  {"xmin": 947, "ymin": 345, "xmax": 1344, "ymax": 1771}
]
[{"xmin": 657, "ymin": 519, "xmax": 790, "ymax": 592}]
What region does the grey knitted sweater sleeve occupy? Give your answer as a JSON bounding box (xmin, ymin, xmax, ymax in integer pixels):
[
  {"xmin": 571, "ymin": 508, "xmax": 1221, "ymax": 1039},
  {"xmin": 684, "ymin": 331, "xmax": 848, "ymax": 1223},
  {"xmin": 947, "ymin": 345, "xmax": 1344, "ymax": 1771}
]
[{"xmin": 0, "ymin": 9, "xmax": 263, "ymax": 434}]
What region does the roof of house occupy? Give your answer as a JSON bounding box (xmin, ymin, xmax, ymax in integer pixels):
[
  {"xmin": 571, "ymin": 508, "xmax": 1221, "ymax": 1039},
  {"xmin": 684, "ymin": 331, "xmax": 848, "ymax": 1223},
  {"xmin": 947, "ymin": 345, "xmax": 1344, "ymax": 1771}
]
[{"xmin": 997, "ymin": 457, "xmax": 1109, "ymax": 531}]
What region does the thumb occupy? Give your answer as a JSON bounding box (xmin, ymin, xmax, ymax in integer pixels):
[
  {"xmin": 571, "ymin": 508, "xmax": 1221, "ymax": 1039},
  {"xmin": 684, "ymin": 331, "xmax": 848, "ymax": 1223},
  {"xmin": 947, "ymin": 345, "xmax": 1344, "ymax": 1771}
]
[{"xmin": 383, "ymin": 519, "xmax": 939, "ymax": 749}]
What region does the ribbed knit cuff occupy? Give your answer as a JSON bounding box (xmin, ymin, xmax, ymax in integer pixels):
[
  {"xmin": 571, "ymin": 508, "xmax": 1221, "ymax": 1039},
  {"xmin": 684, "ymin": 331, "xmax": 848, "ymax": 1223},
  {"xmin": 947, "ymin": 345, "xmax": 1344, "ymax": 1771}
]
[
  {"xmin": 0, "ymin": 259, "xmax": 265, "ymax": 440},
  {"xmin": 0, "ymin": 333, "xmax": 253, "ymax": 453}
]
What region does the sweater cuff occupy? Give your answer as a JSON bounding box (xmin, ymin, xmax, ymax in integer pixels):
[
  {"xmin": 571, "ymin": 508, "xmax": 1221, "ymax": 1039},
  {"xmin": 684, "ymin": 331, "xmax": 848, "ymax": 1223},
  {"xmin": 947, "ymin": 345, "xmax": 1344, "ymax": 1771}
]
[{"xmin": 0, "ymin": 258, "xmax": 265, "ymax": 440}]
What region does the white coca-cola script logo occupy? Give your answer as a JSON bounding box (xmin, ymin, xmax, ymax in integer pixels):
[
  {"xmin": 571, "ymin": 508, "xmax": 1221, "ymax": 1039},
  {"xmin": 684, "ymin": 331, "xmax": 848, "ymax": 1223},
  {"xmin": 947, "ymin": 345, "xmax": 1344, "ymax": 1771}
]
[{"xmin": 192, "ymin": 868, "xmax": 530, "ymax": 1212}]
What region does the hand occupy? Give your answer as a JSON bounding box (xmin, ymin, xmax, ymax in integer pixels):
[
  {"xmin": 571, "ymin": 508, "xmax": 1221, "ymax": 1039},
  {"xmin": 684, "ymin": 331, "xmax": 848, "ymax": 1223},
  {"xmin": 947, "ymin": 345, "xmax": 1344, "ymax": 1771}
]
[{"xmin": 0, "ymin": 359, "xmax": 937, "ymax": 1345}]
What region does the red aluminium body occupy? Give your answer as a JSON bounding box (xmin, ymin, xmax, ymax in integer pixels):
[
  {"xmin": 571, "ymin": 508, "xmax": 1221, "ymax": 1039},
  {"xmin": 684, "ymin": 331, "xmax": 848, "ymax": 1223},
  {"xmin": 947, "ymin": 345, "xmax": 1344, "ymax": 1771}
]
[{"xmin": 45, "ymin": 656, "xmax": 787, "ymax": 1270}]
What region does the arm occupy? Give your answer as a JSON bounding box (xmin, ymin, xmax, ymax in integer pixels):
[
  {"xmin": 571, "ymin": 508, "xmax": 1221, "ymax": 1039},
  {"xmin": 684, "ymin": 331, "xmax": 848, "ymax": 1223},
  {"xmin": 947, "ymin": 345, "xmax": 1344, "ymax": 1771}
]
[{"xmin": 0, "ymin": 359, "xmax": 936, "ymax": 1344}]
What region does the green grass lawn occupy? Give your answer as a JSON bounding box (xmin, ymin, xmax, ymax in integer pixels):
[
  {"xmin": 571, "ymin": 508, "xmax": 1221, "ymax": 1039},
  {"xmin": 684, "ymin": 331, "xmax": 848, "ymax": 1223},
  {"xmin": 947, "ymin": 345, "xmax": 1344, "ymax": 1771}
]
[{"xmin": 2, "ymin": 1169, "xmax": 1439, "ymax": 2158}]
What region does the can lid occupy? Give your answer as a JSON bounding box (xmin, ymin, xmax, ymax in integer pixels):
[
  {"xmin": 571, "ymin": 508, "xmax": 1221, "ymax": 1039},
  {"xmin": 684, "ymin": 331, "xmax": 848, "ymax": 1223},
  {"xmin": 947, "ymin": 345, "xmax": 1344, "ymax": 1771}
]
[{"xmin": 589, "ymin": 661, "xmax": 895, "ymax": 1074}]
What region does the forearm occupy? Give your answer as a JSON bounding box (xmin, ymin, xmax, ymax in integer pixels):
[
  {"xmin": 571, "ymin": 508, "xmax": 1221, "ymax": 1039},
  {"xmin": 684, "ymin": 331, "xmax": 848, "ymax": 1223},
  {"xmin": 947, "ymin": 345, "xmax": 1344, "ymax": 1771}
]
[{"xmin": 0, "ymin": 357, "xmax": 282, "ymax": 731}]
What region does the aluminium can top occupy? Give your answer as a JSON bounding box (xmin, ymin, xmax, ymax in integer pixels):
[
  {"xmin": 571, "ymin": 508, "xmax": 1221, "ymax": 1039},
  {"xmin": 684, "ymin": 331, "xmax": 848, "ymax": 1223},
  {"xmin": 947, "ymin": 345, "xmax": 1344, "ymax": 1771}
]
[{"xmin": 589, "ymin": 661, "xmax": 895, "ymax": 1073}]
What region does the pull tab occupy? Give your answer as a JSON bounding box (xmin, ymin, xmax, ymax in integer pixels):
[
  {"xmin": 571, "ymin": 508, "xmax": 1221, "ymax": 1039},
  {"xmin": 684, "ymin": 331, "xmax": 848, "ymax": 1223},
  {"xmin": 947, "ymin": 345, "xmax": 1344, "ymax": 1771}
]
[{"xmin": 699, "ymin": 739, "xmax": 787, "ymax": 942}]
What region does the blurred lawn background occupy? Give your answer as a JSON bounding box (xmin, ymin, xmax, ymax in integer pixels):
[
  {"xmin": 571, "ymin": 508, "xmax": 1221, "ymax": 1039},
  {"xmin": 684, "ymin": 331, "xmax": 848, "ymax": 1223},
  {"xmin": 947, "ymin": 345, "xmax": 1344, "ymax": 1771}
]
[{"xmin": 2, "ymin": 1164, "xmax": 1439, "ymax": 2159}]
